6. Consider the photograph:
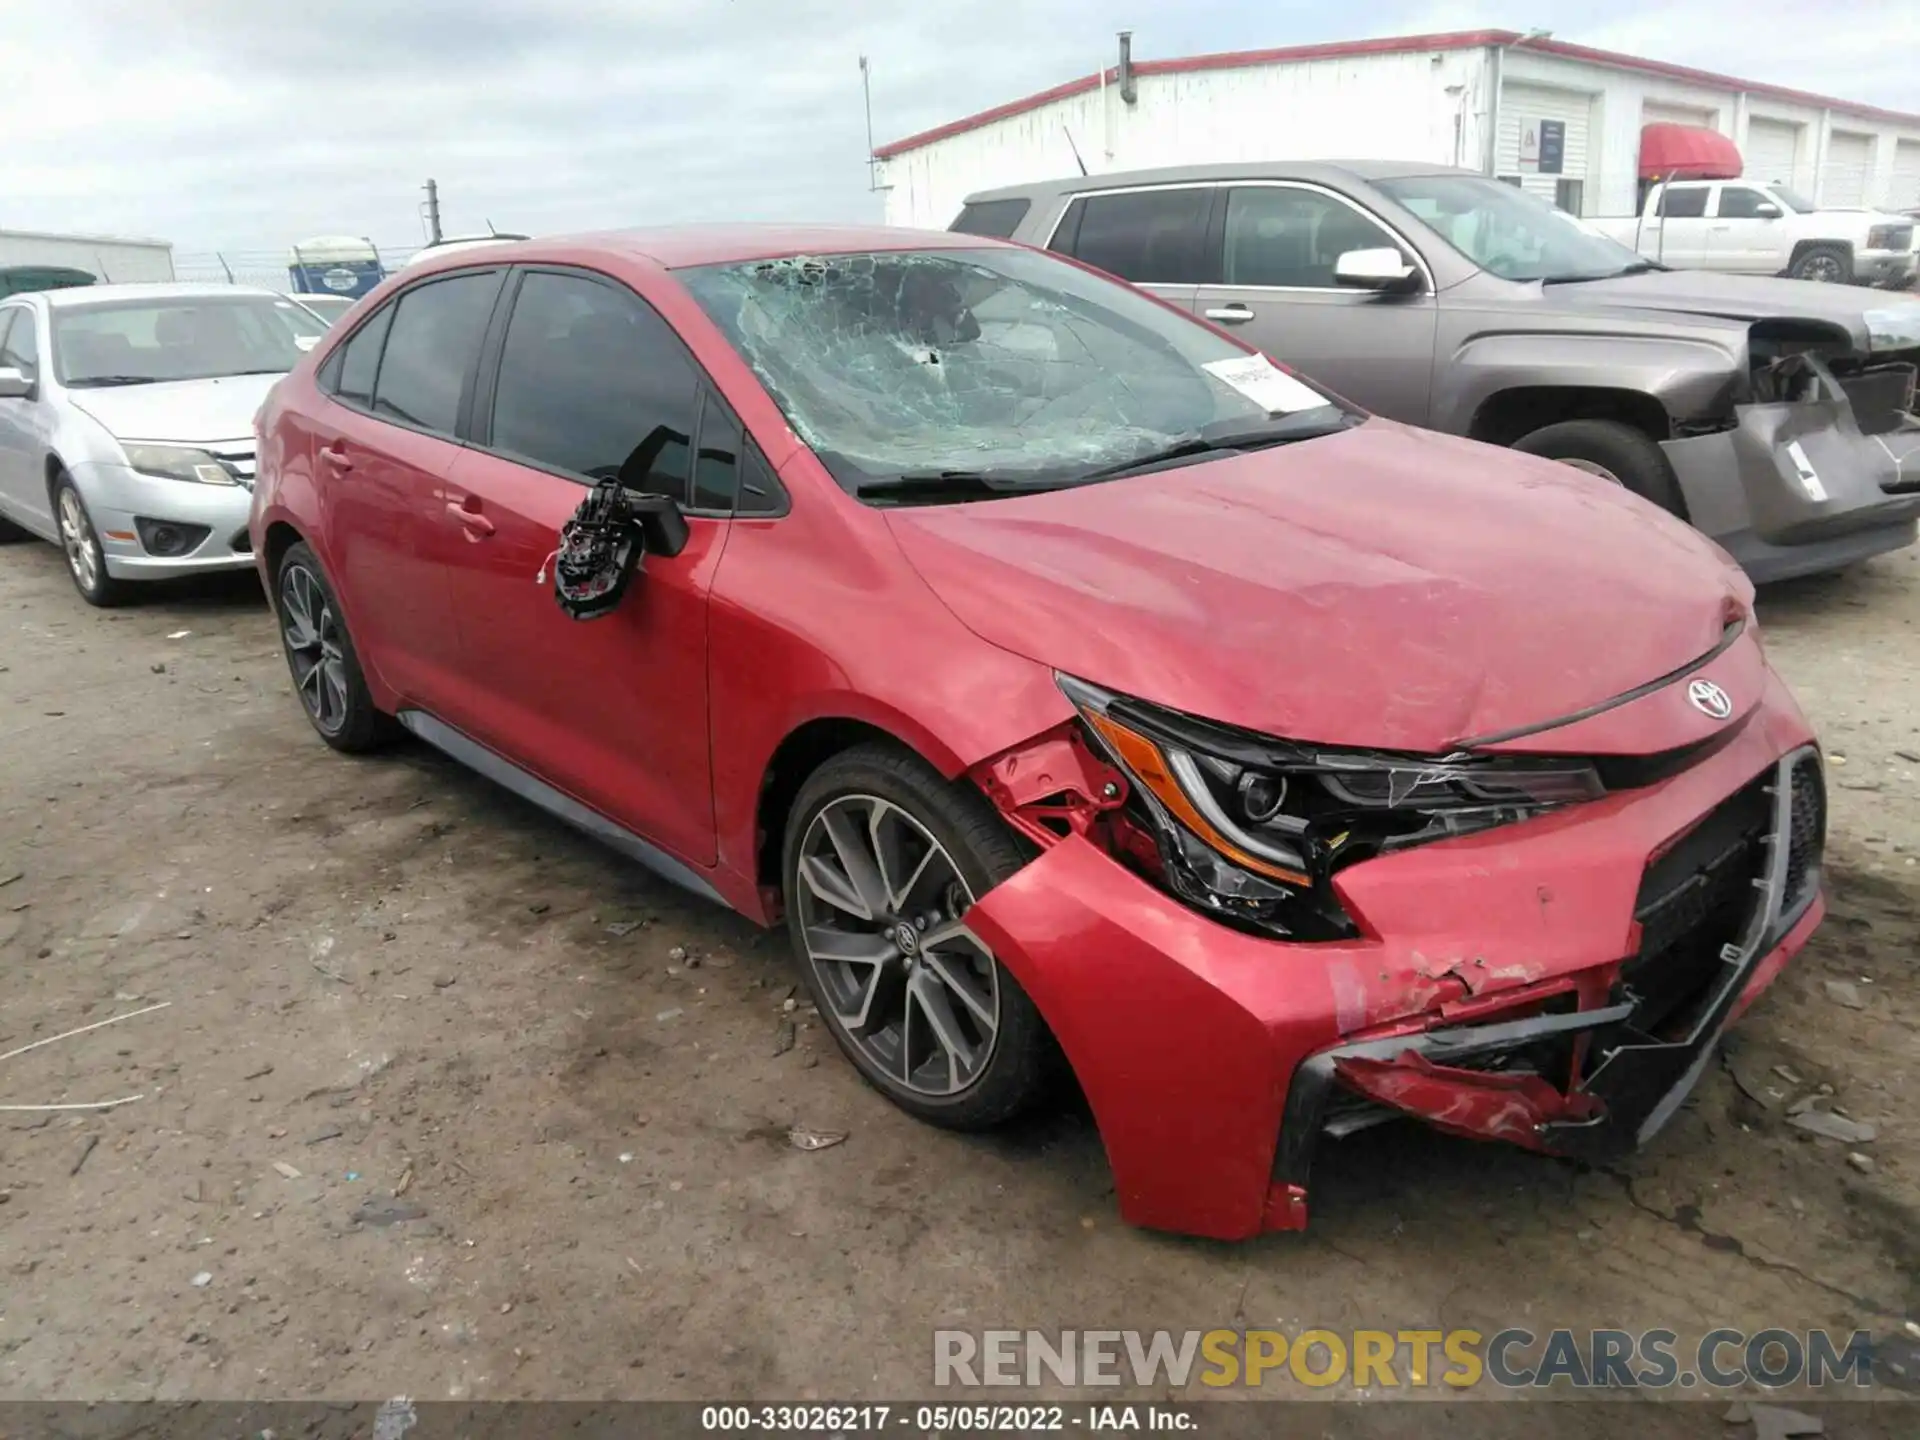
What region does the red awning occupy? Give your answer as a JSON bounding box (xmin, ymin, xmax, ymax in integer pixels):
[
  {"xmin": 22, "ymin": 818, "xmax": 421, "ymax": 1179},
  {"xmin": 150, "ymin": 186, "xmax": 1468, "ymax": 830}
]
[{"xmin": 1638, "ymin": 123, "xmax": 1744, "ymax": 181}]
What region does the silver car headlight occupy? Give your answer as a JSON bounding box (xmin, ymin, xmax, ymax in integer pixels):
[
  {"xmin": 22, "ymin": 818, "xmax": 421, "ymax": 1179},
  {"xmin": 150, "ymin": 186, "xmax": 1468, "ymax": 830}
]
[{"xmin": 122, "ymin": 443, "xmax": 240, "ymax": 486}]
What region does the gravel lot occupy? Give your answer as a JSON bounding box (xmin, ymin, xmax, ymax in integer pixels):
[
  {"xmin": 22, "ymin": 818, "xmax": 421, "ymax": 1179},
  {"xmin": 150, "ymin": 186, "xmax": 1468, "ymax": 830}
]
[{"xmin": 1, "ymin": 531, "xmax": 1917, "ymax": 1413}]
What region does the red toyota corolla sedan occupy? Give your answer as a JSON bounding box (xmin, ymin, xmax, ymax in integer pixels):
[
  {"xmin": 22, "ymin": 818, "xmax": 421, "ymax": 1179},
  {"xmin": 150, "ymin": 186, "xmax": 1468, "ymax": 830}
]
[{"xmin": 251, "ymin": 226, "xmax": 1826, "ymax": 1241}]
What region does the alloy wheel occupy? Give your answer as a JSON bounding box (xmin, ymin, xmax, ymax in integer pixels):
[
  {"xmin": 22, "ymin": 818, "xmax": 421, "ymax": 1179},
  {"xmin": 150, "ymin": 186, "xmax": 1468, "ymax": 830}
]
[
  {"xmin": 279, "ymin": 562, "xmax": 349, "ymax": 734},
  {"xmin": 58, "ymin": 488, "xmax": 100, "ymax": 593},
  {"xmin": 1801, "ymin": 256, "xmax": 1842, "ymax": 283},
  {"xmin": 794, "ymin": 794, "xmax": 1001, "ymax": 1097}
]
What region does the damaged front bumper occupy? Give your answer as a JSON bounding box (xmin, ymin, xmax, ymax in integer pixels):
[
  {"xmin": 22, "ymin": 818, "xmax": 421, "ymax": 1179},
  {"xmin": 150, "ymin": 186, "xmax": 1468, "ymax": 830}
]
[
  {"xmin": 1664, "ymin": 352, "xmax": 1920, "ymax": 583},
  {"xmin": 963, "ymin": 673, "xmax": 1824, "ymax": 1241}
]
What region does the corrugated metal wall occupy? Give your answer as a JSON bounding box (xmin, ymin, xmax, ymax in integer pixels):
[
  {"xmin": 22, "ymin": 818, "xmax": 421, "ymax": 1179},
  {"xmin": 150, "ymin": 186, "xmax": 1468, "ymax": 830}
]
[
  {"xmin": 1820, "ymin": 131, "xmax": 1872, "ymax": 206},
  {"xmin": 1744, "ymin": 118, "xmax": 1803, "ymax": 189},
  {"xmin": 882, "ymin": 44, "xmax": 1920, "ymax": 228},
  {"xmin": 0, "ymin": 231, "xmax": 174, "ymax": 282},
  {"xmin": 1495, "ymin": 83, "xmax": 1595, "ymax": 208},
  {"xmin": 880, "ymin": 48, "xmax": 1489, "ymax": 229},
  {"xmin": 1892, "ymin": 140, "xmax": 1920, "ymax": 210}
]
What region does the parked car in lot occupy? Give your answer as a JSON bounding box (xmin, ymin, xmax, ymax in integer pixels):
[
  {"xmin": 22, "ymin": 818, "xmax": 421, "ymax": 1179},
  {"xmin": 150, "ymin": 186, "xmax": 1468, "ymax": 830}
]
[
  {"xmin": 398, "ymin": 234, "xmax": 530, "ymax": 269},
  {"xmin": 1589, "ymin": 180, "xmax": 1916, "ymax": 287},
  {"xmin": 0, "ymin": 264, "xmax": 95, "ymax": 298},
  {"xmin": 0, "ymin": 283, "xmax": 315, "ymax": 604},
  {"xmin": 964, "ymin": 161, "xmax": 1920, "ymax": 582},
  {"xmin": 286, "ymin": 293, "xmax": 356, "ymax": 326},
  {"xmin": 253, "ymin": 226, "xmax": 1827, "ymax": 1240}
]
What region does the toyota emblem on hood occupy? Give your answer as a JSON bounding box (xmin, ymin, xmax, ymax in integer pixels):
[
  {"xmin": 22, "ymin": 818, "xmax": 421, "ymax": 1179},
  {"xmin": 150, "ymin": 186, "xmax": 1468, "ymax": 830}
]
[{"xmin": 1688, "ymin": 679, "xmax": 1733, "ymax": 720}]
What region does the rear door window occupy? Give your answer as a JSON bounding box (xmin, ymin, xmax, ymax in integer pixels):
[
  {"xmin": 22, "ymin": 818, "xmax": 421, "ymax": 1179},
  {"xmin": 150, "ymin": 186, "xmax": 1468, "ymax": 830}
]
[
  {"xmin": 1051, "ymin": 188, "xmax": 1213, "ymax": 284},
  {"xmin": 1657, "ymin": 187, "xmax": 1708, "ymax": 218},
  {"xmin": 486, "ymin": 269, "xmax": 699, "ymax": 502},
  {"xmin": 371, "ymin": 271, "xmax": 503, "ymax": 436},
  {"xmin": 331, "ymin": 302, "xmax": 394, "ymax": 407},
  {"xmin": 949, "ymin": 199, "xmax": 1031, "ymax": 238}
]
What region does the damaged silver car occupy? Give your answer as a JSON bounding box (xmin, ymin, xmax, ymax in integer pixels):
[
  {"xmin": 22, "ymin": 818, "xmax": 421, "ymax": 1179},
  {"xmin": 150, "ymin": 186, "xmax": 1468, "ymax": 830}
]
[{"xmin": 965, "ymin": 161, "xmax": 1920, "ymax": 582}]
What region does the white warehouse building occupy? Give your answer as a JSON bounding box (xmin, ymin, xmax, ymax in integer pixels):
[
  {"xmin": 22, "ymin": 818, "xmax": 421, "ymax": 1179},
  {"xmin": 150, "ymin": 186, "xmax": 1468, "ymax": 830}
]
[
  {"xmin": 0, "ymin": 227, "xmax": 175, "ymax": 283},
  {"xmin": 875, "ymin": 28, "xmax": 1920, "ymax": 228}
]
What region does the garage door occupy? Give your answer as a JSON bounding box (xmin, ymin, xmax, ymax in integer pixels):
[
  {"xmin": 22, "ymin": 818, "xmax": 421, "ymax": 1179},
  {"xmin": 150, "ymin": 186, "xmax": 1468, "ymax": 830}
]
[
  {"xmin": 1821, "ymin": 131, "xmax": 1872, "ymax": 207},
  {"xmin": 1744, "ymin": 118, "xmax": 1802, "ymax": 189},
  {"xmin": 1890, "ymin": 139, "xmax": 1920, "ymax": 210},
  {"xmin": 1497, "ymin": 84, "xmax": 1594, "ymax": 211},
  {"xmin": 1643, "ymin": 100, "xmax": 1718, "ymax": 130}
]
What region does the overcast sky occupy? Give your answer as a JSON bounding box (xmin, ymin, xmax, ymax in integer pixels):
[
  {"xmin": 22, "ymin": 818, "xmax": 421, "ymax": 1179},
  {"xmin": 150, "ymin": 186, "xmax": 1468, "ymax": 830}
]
[{"xmin": 2, "ymin": 0, "xmax": 1914, "ymax": 268}]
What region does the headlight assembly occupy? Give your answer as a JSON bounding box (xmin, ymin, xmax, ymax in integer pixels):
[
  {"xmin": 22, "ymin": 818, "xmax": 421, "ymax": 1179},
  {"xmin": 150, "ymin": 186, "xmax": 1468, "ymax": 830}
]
[
  {"xmin": 1059, "ymin": 673, "xmax": 1604, "ymax": 939},
  {"xmin": 122, "ymin": 443, "xmax": 240, "ymax": 487}
]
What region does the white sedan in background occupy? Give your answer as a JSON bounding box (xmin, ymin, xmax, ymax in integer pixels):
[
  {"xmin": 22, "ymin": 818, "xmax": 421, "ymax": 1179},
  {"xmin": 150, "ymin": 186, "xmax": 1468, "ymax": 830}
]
[{"xmin": 0, "ymin": 283, "xmax": 314, "ymax": 606}]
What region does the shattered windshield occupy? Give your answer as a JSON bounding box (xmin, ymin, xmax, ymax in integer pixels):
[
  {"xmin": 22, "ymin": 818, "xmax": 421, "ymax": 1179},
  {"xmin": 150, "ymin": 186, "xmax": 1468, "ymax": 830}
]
[
  {"xmin": 679, "ymin": 246, "xmax": 1347, "ymax": 498},
  {"xmin": 1380, "ymin": 175, "xmax": 1648, "ymax": 283}
]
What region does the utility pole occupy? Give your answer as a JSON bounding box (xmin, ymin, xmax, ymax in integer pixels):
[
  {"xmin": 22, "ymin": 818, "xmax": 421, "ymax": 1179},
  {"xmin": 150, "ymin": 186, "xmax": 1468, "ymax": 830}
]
[
  {"xmin": 859, "ymin": 56, "xmax": 880, "ymax": 192},
  {"xmin": 423, "ymin": 178, "xmax": 443, "ymax": 244}
]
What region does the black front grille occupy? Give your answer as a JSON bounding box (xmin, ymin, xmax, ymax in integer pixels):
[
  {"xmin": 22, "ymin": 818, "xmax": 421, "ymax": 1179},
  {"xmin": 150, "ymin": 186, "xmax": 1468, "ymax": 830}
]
[
  {"xmin": 1784, "ymin": 753, "xmax": 1825, "ymax": 910},
  {"xmin": 1618, "ymin": 768, "xmax": 1772, "ymax": 1037}
]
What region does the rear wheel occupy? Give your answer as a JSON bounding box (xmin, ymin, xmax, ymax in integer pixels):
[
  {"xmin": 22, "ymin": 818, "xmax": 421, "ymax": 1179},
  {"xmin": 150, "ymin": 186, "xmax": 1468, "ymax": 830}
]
[
  {"xmin": 1512, "ymin": 419, "xmax": 1686, "ymax": 517},
  {"xmin": 53, "ymin": 474, "xmax": 130, "ymax": 607},
  {"xmin": 1788, "ymin": 244, "xmax": 1852, "ymax": 284},
  {"xmin": 782, "ymin": 742, "xmax": 1052, "ymax": 1130},
  {"xmin": 274, "ymin": 541, "xmax": 394, "ymax": 752}
]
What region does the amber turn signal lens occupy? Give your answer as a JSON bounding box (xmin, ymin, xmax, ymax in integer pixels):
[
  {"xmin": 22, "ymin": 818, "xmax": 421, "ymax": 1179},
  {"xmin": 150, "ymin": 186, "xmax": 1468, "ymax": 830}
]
[{"xmin": 1083, "ymin": 709, "xmax": 1310, "ymax": 887}]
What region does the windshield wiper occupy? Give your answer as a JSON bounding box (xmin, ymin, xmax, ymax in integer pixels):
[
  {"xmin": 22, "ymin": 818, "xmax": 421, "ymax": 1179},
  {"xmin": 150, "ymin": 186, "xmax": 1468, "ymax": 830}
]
[
  {"xmin": 856, "ymin": 471, "xmax": 1046, "ymax": 506},
  {"xmin": 1076, "ymin": 409, "xmax": 1359, "ymax": 483},
  {"xmin": 65, "ymin": 375, "xmax": 161, "ymax": 388},
  {"xmin": 1541, "ymin": 260, "xmax": 1666, "ymax": 285}
]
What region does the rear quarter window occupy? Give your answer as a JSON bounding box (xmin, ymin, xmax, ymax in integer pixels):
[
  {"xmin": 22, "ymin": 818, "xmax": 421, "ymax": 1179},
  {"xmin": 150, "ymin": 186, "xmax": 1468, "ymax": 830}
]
[
  {"xmin": 1050, "ymin": 188, "xmax": 1213, "ymax": 285},
  {"xmin": 949, "ymin": 199, "xmax": 1031, "ymax": 238}
]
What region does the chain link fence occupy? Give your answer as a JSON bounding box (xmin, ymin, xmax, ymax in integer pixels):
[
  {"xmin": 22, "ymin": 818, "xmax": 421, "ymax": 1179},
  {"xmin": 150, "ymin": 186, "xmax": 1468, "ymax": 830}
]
[{"xmin": 170, "ymin": 244, "xmax": 424, "ymax": 290}]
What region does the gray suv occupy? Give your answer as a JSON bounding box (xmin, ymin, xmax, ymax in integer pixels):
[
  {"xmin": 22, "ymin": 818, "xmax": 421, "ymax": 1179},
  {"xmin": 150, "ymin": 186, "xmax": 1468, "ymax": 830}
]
[{"xmin": 961, "ymin": 161, "xmax": 1920, "ymax": 583}]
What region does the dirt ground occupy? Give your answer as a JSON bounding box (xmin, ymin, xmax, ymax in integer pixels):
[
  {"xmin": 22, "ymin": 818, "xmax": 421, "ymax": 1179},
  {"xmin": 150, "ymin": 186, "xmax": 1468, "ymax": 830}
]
[{"xmin": 1, "ymin": 529, "xmax": 1917, "ymax": 1415}]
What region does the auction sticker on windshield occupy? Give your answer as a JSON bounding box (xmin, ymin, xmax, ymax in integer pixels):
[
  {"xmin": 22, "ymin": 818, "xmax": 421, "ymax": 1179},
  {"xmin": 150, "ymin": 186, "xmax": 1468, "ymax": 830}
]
[{"xmin": 1202, "ymin": 354, "xmax": 1326, "ymax": 415}]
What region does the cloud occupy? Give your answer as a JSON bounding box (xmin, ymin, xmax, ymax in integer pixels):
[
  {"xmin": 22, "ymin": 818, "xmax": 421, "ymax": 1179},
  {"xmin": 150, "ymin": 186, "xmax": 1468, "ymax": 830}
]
[{"xmin": 2, "ymin": 0, "xmax": 1911, "ymax": 274}]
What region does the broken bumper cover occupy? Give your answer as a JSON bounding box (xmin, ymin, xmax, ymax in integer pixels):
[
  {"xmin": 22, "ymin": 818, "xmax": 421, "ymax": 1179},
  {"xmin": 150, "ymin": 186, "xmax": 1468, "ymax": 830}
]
[
  {"xmin": 963, "ymin": 673, "xmax": 1823, "ymax": 1241},
  {"xmin": 1663, "ymin": 385, "xmax": 1920, "ymax": 584}
]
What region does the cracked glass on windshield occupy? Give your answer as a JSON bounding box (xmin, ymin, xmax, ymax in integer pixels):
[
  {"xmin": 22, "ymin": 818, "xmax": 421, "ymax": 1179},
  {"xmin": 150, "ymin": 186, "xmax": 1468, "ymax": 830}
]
[{"xmin": 679, "ymin": 245, "xmax": 1341, "ymax": 498}]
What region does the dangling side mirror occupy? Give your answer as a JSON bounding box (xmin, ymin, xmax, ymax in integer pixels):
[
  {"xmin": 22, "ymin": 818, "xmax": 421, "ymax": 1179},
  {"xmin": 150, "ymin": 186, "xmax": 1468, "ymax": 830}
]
[{"xmin": 621, "ymin": 490, "xmax": 690, "ymax": 559}]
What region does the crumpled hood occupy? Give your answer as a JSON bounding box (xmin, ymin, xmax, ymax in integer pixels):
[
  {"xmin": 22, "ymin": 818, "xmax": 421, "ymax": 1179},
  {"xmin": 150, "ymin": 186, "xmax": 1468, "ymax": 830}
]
[
  {"xmin": 1550, "ymin": 270, "xmax": 1920, "ymax": 352},
  {"xmin": 66, "ymin": 372, "xmax": 282, "ymax": 445},
  {"xmin": 886, "ymin": 420, "xmax": 1750, "ymax": 754}
]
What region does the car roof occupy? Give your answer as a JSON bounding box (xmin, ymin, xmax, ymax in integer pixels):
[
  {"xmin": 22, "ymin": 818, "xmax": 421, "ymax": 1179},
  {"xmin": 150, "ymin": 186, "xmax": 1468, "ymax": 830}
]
[
  {"xmin": 962, "ymin": 159, "xmax": 1480, "ymax": 204},
  {"xmin": 44, "ymin": 281, "xmax": 284, "ymax": 308},
  {"xmin": 402, "ymin": 224, "xmax": 1014, "ymax": 277}
]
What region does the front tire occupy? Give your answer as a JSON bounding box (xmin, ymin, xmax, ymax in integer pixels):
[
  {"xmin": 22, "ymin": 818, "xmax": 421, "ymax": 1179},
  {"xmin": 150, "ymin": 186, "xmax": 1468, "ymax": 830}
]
[
  {"xmin": 1513, "ymin": 419, "xmax": 1686, "ymax": 517},
  {"xmin": 274, "ymin": 541, "xmax": 394, "ymax": 752},
  {"xmin": 53, "ymin": 474, "xmax": 130, "ymax": 608},
  {"xmin": 1788, "ymin": 243, "xmax": 1852, "ymax": 284},
  {"xmin": 782, "ymin": 742, "xmax": 1052, "ymax": 1131}
]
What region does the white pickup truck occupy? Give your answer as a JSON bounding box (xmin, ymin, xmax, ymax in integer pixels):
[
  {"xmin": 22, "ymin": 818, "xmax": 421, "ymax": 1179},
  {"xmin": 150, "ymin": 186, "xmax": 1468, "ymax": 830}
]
[{"xmin": 1590, "ymin": 180, "xmax": 1916, "ymax": 287}]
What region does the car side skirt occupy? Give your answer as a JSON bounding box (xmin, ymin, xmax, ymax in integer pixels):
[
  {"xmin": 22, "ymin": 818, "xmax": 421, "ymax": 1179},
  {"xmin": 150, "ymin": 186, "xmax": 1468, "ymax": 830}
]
[{"xmin": 396, "ymin": 709, "xmax": 726, "ymax": 906}]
